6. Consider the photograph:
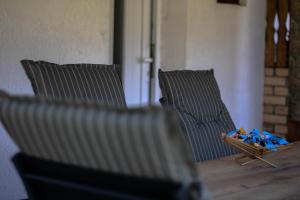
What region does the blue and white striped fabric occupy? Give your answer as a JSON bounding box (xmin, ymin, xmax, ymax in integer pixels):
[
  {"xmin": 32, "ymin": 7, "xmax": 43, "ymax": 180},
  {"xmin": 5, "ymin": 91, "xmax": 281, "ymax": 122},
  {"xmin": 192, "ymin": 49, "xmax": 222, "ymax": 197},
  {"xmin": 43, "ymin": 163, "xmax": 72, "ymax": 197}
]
[
  {"xmin": 21, "ymin": 60, "xmax": 126, "ymax": 108},
  {"xmin": 0, "ymin": 93, "xmax": 199, "ymax": 183},
  {"xmin": 159, "ymin": 69, "xmax": 239, "ymax": 161}
]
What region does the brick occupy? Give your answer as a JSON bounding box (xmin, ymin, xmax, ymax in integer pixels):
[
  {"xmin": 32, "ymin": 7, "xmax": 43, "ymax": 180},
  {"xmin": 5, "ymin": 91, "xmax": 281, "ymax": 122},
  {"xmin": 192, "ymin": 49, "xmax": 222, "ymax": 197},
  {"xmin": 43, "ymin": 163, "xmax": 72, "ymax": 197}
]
[
  {"xmin": 275, "ymin": 132, "xmax": 287, "ymax": 138},
  {"xmin": 274, "ymin": 87, "xmax": 289, "ymax": 96},
  {"xmin": 264, "ymin": 77, "xmax": 286, "ymax": 86},
  {"xmin": 264, "ymin": 96, "xmax": 286, "ymax": 105},
  {"xmin": 275, "ymin": 125, "xmax": 288, "ymax": 134},
  {"xmin": 264, "ymin": 86, "xmax": 273, "ymax": 95},
  {"xmin": 275, "ymin": 68, "xmax": 289, "ymax": 77},
  {"xmin": 263, "ymin": 114, "xmax": 287, "ymax": 124},
  {"xmin": 265, "ymin": 68, "xmax": 274, "ymax": 76},
  {"xmin": 275, "ymin": 106, "xmax": 289, "ymax": 115},
  {"xmin": 263, "ymin": 123, "xmax": 274, "ymax": 132},
  {"xmin": 264, "ymin": 105, "xmax": 274, "ymax": 114}
]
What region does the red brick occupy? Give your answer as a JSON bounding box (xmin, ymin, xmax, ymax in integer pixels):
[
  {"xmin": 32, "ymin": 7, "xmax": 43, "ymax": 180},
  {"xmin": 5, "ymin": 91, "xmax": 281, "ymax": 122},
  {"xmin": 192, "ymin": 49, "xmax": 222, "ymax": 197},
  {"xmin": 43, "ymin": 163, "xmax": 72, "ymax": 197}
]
[
  {"xmin": 275, "ymin": 133, "xmax": 287, "ymax": 138},
  {"xmin": 263, "ymin": 114, "xmax": 287, "ymax": 124},
  {"xmin": 264, "ymin": 77, "xmax": 286, "ymax": 86},
  {"xmin": 275, "ymin": 68, "xmax": 289, "ymax": 77},
  {"xmin": 263, "ymin": 123, "xmax": 274, "ymax": 132},
  {"xmin": 264, "ymin": 96, "xmax": 286, "ymax": 105},
  {"xmin": 264, "ymin": 105, "xmax": 274, "ymax": 114},
  {"xmin": 275, "ymin": 125, "xmax": 288, "ymax": 134},
  {"xmin": 265, "ymin": 68, "xmax": 274, "ymax": 76},
  {"xmin": 275, "ymin": 106, "xmax": 289, "ymax": 115},
  {"xmin": 274, "ymin": 87, "xmax": 288, "ymax": 96},
  {"xmin": 264, "ymin": 86, "xmax": 273, "ymax": 95}
]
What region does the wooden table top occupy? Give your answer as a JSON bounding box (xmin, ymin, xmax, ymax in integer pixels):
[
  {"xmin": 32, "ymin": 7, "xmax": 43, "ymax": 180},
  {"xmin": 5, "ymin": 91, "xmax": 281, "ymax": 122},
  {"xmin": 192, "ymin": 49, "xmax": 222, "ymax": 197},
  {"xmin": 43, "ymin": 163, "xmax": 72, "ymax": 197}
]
[{"xmin": 197, "ymin": 141, "xmax": 300, "ymax": 200}]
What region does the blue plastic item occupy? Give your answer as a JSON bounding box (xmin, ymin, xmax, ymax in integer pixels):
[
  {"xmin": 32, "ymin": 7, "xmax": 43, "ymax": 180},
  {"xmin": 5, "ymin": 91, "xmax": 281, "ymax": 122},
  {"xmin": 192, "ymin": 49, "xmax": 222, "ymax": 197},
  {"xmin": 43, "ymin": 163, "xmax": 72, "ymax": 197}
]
[{"xmin": 227, "ymin": 128, "xmax": 289, "ymax": 151}]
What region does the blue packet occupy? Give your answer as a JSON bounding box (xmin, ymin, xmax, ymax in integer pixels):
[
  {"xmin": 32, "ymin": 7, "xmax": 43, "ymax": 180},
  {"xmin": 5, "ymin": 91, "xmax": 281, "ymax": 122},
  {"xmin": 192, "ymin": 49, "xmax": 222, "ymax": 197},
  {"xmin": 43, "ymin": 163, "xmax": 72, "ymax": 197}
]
[
  {"xmin": 227, "ymin": 129, "xmax": 238, "ymax": 137},
  {"xmin": 227, "ymin": 128, "xmax": 289, "ymax": 151}
]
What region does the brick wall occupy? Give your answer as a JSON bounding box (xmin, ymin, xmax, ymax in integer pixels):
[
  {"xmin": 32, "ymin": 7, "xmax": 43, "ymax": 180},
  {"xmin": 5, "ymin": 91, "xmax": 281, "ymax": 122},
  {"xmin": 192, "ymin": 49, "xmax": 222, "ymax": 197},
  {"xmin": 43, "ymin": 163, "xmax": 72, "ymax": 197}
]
[
  {"xmin": 263, "ymin": 0, "xmax": 290, "ymax": 138},
  {"xmin": 263, "ymin": 67, "xmax": 289, "ymax": 137},
  {"xmin": 263, "ymin": 0, "xmax": 300, "ymax": 141}
]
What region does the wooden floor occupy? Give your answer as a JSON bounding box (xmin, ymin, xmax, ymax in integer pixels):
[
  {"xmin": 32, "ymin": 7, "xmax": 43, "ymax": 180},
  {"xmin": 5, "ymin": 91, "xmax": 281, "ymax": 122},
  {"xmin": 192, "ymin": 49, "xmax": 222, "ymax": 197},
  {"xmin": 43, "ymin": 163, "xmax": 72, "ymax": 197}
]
[{"xmin": 197, "ymin": 142, "xmax": 300, "ymax": 200}]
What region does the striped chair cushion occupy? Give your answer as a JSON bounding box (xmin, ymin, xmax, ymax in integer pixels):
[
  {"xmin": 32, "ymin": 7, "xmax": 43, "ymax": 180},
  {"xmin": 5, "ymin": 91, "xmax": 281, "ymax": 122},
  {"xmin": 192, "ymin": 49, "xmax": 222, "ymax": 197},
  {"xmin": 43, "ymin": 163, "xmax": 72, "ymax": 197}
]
[
  {"xmin": 0, "ymin": 94, "xmax": 198, "ymax": 183},
  {"xmin": 21, "ymin": 60, "xmax": 126, "ymax": 108},
  {"xmin": 159, "ymin": 69, "xmax": 238, "ymax": 161}
]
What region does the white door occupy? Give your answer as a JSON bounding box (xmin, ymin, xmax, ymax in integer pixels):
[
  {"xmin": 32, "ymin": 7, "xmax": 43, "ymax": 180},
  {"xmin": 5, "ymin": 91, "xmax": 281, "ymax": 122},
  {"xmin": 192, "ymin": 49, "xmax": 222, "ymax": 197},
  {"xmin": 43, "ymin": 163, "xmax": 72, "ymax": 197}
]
[{"xmin": 122, "ymin": 0, "xmax": 152, "ymax": 106}]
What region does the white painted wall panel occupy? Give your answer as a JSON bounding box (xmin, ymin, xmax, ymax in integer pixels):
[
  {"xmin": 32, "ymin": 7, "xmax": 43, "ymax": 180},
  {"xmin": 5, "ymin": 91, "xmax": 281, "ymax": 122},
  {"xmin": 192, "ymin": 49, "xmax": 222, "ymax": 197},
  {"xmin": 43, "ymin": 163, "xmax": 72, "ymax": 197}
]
[
  {"xmin": 160, "ymin": 0, "xmax": 187, "ymax": 70},
  {"xmin": 0, "ymin": 1, "xmax": 113, "ymax": 199}
]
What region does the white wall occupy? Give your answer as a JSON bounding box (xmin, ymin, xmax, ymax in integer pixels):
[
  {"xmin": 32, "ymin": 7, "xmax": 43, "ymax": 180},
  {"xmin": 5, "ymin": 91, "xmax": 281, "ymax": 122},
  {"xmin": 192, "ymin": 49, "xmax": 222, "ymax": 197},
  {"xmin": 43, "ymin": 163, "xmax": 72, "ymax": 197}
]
[
  {"xmin": 0, "ymin": 0, "xmax": 113, "ymax": 199},
  {"xmin": 0, "ymin": 0, "xmax": 267, "ymax": 198},
  {"xmin": 160, "ymin": 0, "xmax": 187, "ymax": 70},
  {"xmin": 160, "ymin": 0, "xmax": 266, "ymax": 131}
]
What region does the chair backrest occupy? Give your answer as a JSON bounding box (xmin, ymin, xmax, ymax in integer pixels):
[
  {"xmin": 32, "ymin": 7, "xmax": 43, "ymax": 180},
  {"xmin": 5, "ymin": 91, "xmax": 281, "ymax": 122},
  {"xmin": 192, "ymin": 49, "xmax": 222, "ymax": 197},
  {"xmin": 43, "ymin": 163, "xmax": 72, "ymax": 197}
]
[
  {"xmin": 0, "ymin": 93, "xmax": 202, "ymax": 200},
  {"xmin": 158, "ymin": 69, "xmax": 238, "ymax": 161},
  {"xmin": 21, "ymin": 60, "xmax": 127, "ymax": 108}
]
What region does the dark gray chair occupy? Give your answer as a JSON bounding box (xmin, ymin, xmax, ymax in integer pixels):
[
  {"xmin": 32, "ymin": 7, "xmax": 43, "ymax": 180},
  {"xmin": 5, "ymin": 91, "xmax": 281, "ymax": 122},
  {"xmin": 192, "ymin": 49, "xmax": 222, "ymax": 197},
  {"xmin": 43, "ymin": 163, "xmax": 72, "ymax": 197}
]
[
  {"xmin": 0, "ymin": 92, "xmax": 203, "ymax": 200},
  {"xmin": 21, "ymin": 60, "xmax": 127, "ymax": 108},
  {"xmin": 159, "ymin": 69, "xmax": 239, "ymax": 162}
]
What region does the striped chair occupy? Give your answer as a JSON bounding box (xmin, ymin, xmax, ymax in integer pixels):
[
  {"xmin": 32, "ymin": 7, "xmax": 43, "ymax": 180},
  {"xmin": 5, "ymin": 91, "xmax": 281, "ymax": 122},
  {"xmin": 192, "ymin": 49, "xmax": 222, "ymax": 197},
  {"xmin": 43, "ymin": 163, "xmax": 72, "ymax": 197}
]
[
  {"xmin": 159, "ymin": 69, "xmax": 238, "ymax": 162},
  {"xmin": 21, "ymin": 60, "xmax": 126, "ymax": 108},
  {"xmin": 0, "ymin": 92, "xmax": 203, "ymax": 200}
]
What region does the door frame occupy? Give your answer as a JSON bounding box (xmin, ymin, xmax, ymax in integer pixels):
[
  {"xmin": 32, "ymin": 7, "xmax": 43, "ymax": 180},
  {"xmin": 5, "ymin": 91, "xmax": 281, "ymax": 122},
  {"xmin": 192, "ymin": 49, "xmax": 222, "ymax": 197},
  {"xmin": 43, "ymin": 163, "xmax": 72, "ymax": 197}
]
[
  {"xmin": 151, "ymin": 0, "xmax": 162, "ymax": 104},
  {"xmin": 113, "ymin": 0, "xmax": 162, "ymax": 105}
]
